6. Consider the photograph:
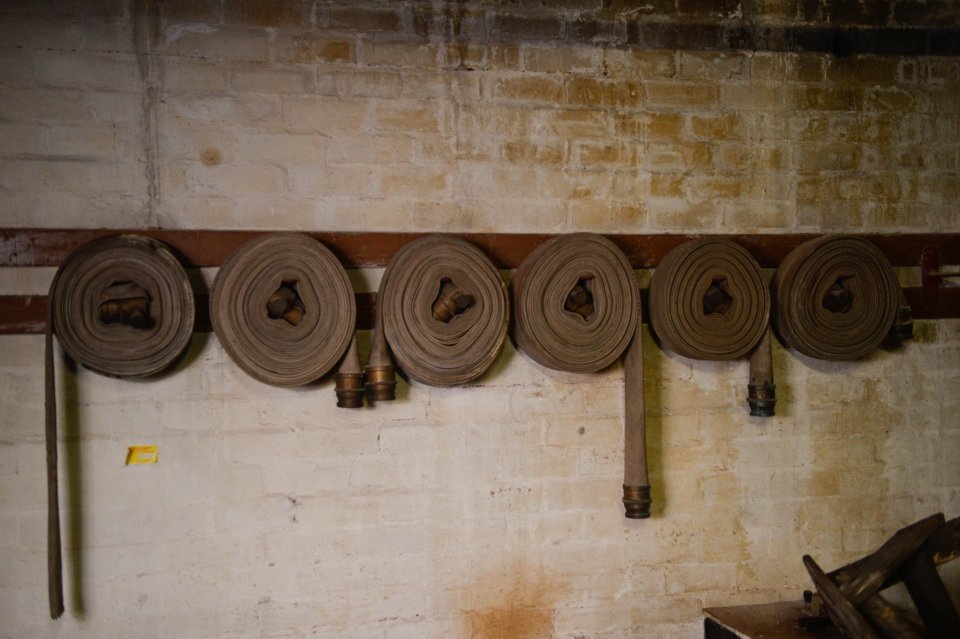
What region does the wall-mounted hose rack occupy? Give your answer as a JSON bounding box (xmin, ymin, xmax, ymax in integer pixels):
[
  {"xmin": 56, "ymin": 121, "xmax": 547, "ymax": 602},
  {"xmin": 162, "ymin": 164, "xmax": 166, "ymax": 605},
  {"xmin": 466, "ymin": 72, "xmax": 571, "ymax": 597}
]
[
  {"xmin": 1, "ymin": 229, "xmax": 958, "ymax": 334},
  {"xmin": 15, "ymin": 227, "xmax": 959, "ymax": 618}
]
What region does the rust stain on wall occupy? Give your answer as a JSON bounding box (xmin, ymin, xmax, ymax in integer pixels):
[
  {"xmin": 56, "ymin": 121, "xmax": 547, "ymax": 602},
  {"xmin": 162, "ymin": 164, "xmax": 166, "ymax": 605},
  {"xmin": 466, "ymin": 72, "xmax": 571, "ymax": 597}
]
[
  {"xmin": 467, "ymin": 605, "xmax": 553, "ymax": 639},
  {"xmin": 200, "ymin": 147, "xmax": 222, "ymax": 167},
  {"xmin": 462, "ymin": 564, "xmax": 568, "ymax": 639}
]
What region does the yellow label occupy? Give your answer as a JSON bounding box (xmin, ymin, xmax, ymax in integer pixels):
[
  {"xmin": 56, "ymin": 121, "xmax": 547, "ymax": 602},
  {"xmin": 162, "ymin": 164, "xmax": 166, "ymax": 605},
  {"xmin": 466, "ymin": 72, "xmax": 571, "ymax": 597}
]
[{"xmin": 125, "ymin": 445, "xmax": 159, "ymax": 465}]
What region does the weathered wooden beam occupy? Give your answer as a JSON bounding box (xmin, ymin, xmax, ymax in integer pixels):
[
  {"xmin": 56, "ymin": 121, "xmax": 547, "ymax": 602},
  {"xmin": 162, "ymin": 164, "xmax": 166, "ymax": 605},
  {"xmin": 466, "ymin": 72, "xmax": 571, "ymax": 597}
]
[
  {"xmin": 804, "ymin": 554, "xmax": 881, "ymax": 639},
  {"xmin": 839, "ymin": 514, "xmax": 945, "ymax": 606},
  {"xmin": 900, "ymin": 549, "xmax": 960, "ymax": 638},
  {"xmin": 830, "ymin": 516, "xmax": 960, "ymax": 591},
  {"xmin": 1, "ymin": 229, "xmax": 959, "ymax": 268},
  {"xmin": 928, "ymin": 515, "xmax": 960, "ymax": 566},
  {"xmin": 858, "ymin": 594, "xmax": 925, "ymax": 639}
]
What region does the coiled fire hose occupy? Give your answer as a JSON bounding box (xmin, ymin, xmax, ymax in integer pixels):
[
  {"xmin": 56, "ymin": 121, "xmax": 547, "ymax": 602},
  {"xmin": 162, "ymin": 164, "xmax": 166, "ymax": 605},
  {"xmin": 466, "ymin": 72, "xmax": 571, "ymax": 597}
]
[
  {"xmin": 210, "ymin": 233, "xmax": 356, "ymax": 387},
  {"xmin": 373, "ymin": 235, "xmax": 509, "ymax": 388},
  {"xmin": 773, "ymin": 236, "xmax": 911, "ymax": 360},
  {"xmin": 648, "ymin": 238, "xmax": 775, "ymax": 416},
  {"xmin": 45, "ymin": 235, "xmax": 195, "ymax": 618},
  {"xmin": 511, "ymin": 233, "xmax": 649, "ymax": 519}
]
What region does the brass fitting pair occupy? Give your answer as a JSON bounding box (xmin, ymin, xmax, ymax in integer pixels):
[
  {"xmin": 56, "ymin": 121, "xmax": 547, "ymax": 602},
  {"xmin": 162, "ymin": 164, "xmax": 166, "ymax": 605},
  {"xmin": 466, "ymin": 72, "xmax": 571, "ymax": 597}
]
[{"xmin": 334, "ymin": 325, "xmax": 397, "ymax": 408}]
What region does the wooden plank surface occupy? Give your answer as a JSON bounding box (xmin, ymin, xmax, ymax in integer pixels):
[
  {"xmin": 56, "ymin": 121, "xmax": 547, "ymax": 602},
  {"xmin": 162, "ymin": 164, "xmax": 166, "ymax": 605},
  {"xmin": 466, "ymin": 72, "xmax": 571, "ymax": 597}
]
[
  {"xmin": 704, "ymin": 600, "xmax": 843, "ymax": 639},
  {"xmin": 2, "ymin": 229, "xmax": 959, "ymax": 268},
  {"xmin": 0, "ymin": 295, "xmax": 46, "ymax": 335}
]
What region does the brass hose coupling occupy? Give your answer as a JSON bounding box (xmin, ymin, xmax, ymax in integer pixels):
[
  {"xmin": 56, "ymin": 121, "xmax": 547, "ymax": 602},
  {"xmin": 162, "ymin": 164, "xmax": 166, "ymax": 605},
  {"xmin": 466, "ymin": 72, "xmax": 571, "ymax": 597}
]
[
  {"xmin": 622, "ymin": 484, "xmax": 652, "ymax": 519},
  {"xmin": 365, "ymin": 365, "xmax": 396, "ymax": 402},
  {"xmin": 335, "ymin": 372, "xmax": 365, "ymax": 408},
  {"xmin": 747, "ymin": 382, "xmax": 777, "ymax": 417}
]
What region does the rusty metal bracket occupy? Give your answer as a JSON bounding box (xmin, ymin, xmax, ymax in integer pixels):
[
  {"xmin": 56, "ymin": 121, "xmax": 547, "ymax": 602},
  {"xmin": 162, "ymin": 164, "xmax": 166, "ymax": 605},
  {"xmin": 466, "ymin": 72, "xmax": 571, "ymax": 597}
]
[{"xmin": 922, "ymin": 246, "xmax": 960, "ymax": 308}]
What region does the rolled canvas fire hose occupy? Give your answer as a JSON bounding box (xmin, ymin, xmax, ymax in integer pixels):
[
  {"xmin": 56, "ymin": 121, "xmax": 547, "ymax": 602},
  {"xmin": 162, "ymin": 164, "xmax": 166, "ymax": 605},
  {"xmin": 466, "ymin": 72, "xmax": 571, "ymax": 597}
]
[
  {"xmin": 45, "ymin": 235, "xmax": 195, "ymax": 618},
  {"xmin": 648, "ymin": 238, "xmax": 775, "ymax": 417},
  {"xmin": 376, "ymin": 235, "xmax": 509, "ymax": 387},
  {"xmin": 773, "ymin": 236, "xmax": 910, "ymax": 360},
  {"xmin": 510, "ymin": 233, "xmax": 649, "ymax": 519},
  {"xmin": 210, "ymin": 233, "xmax": 356, "ymax": 387}
]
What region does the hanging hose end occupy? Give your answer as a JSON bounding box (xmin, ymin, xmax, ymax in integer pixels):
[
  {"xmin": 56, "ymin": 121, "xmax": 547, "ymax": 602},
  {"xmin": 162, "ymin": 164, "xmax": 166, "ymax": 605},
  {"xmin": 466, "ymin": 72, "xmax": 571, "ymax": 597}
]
[
  {"xmin": 622, "ymin": 484, "xmax": 651, "ymax": 519},
  {"xmin": 748, "ymin": 383, "xmax": 777, "ymax": 417},
  {"xmin": 883, "ymin": 305, "xmax": 914, "ymax": 348},
  {"xmin": 335, "ymin": 372, "xmax": 365, "ymax": 408},
  {"xmin": 365, "ymin": 365, "xmax": 396, "ymax": 402}
]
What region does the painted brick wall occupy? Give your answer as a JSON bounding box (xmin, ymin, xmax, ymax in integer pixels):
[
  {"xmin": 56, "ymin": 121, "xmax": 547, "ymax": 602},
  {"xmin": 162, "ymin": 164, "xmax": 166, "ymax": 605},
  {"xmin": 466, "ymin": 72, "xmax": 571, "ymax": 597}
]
[{"xmin": 0, "ymin": 1, "xmax": 958, "ymax": 638}]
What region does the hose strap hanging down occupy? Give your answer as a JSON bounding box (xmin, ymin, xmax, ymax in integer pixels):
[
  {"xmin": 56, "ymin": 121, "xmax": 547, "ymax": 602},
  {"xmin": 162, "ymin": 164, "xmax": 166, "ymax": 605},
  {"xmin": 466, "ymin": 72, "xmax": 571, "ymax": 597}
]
[
  {"xmin": 46, "ymin": 235, "xmax": 195, "ymax": 618},
  {"xmin": 648, "ymin": 238, "xmax": 774, "ymax": 416},
  {"xmin": 210, "ymin": 233, "xmax": 356, "ymax": 387},
  {"xmin": 511, "ymin": 233, "xmax": 647, "ymax": 518}
]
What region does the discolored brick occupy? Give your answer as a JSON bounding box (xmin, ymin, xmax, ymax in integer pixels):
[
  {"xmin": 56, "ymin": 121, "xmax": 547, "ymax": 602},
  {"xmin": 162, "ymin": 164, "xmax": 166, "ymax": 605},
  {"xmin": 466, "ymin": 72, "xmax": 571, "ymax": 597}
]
[
  {"xmin": 281, "ymin": 97, "xmax": 367, "ymax": 133},
  {"xmin": 687, "ymin": 174, "xmax": 744, "ymax": 199},
  {"xmin": 689, "ymin": 113, "xmax": 747, "ymax": 141},
  {"xmin": 159, "ymin": 0, "xmax": 221, "ymax": 23},
  {"xmin": 280, "ymin": 36, "xmax": 354, "ymax": 64},
  {"xmin": 573, "ymin": 140, "xmax": 637, "ymax": 169},
  {"xmin": 493, "ymin": 75, "xmax": 564, "ymax": 103},
  {"xmin": 797, "ymin": 143, "xmax": 861, "ymax": 171},
  {"xmin": 564, "ymin": 76, "xmax": 618, "ymax": 107},
  {"xmin": 864, "ymin": 87, "xmax": 919, "ymax": 112},
  {"xmin": 224, "ymin": 0, "xmax": 307, "ymax": 28},
  {"xmin": 634, "ymin": 22, "xmax": 722, "ymax": 50},
  {"xmin": 796, "ymin": 55, "xmax": 827, "ymax": 82},
  {"xmin": 677, "ymin": 51, "xmax": 749, "ymax": 81},
  {"xmin": 492, "ymin": 14, "xmax": 563, "ymax": 42},
  {"xmin": 565, "ymin": 17, "xmax": 622, "ymax": 45},
  {"xmin": 229, "ymin": 65, "xmax": 313, "ymax": 93},
  {"xmin": 677, "ymin": 0, "xmax": 741, "ymax": 18},
  {"xmin": 380, "ymin": 168, "xmax": 450, "ymax": 198},
  {"xmin": 650, "ymin": 174, "xmax": 686, "ymax": 197},
  {"xmin": 335, "ymin": 70, "xmax": 403, "ymax": 98},
  {"xmin": 602, "ymin": 0, "xmax": 675, "ymax": 14},
  {"xmin": 568, "ymin": 198, "xmax": 647, "ymax": 230},
  {"xmin": 501, "ymin": 141, "xmax": 565, "ymax": 166},
  {"xmin": 522, "ymin": 46, "xmax": 599, "ymax": 74},
  {"xmin": 646, "ymin": 141, "xmax": 714, "ymax": 172},
  {"xmin": 371, "ymin": 102, "xmax": 441, "ymax": 133},
  {"xmin": 750, "ymin": 52, "xmax": 798, "ymax": 81},
  {"xmin": 893, "ymin": 1, "xmax": 960, "ymax": 26},
  {"xmin": 648, "ymin": 198, "xmax": 722, "ymax": 230},
  {"xmin": 601, "ymin": 49, "xmax": 675, "ymax": 79},
  {"xmin": 825, "ymin": 56, "xmax": 900, "ymax": 85},
  {"xmin": 927, "ymin": 60, "xmax": 960, "ymax": 83},
  {"xmin": 645, "ymin": 81, "xmax": 719, "ymax": 108},
  {"xmin": 795, "ymin": 86, "xmax": 862, "ymax": 111},
  {"xmin": 326, "ymin": 6, "xmax": 401, "ymax": 32},
  {"xmin": 363, "ymin": 41, "xmax": 438, "ymax": 68},
  {"xmin": 721, "ymin": 83, "xmax": 787, "ymax": 111},
  {"xmin": 725, "ymin": 200, "xmax": 793, "ymax": 229},
  {"xmin": 828, "ymin": 0, "xmax": 890, "ymax": 26}
]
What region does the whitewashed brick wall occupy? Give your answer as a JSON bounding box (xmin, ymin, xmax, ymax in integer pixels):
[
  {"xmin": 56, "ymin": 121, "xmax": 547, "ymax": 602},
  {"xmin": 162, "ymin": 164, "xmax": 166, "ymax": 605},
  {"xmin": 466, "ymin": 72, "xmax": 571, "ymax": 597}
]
[{"xmin": 0, "ymin": 2, "xmax": 957, "ymax": 637}]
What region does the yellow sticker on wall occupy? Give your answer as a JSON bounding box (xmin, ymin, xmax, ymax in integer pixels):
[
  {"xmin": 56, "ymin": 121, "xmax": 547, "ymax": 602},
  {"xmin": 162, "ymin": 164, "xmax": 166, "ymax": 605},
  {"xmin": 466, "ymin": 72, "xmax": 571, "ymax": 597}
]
[{"xmin": 125, "ymin": 445, "xmax": 159, "ymax": 465}]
